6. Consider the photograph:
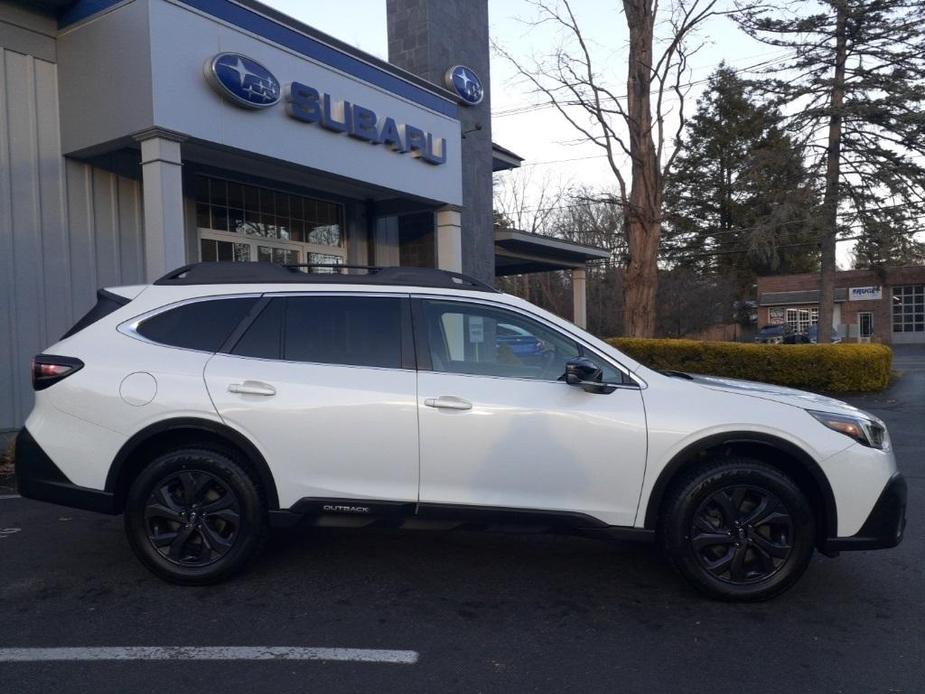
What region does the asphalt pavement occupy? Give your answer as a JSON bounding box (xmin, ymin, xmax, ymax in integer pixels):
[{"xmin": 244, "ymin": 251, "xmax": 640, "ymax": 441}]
[{"xmin": 1, "ymin": 349, "xmax": 922, "ymax": 693}]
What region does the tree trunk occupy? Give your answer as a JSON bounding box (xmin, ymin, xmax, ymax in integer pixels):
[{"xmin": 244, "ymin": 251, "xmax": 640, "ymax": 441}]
[
  {"xmin": 624, "ymin": 216, "xmax": 660, "ymax": 337},
  {"xmin": 819, "ymin": 1, "xmax": 848, "ymax": 343},
  {"xmin": 622, "ymin": 0, "xmax": 662, "ymax": 338}
]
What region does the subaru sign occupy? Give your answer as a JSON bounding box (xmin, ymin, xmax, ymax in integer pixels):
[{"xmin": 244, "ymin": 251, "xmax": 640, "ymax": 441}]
[
  {"xmin": 205, "ymin": 53, "xmax": 281, "ymax": 109},
  {"xmin": 849, "ymin": 286, "xmax": 882, "ymax": 301},
  {"xmin": 286, "ymin": 82, "xmax": 446, "ymax": 166},
  {"xmin": 444, "ymin": 65, "xmax": 483, "ymax": 106}
]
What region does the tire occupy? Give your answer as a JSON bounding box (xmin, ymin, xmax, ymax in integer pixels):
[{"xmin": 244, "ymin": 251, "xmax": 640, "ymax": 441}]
[
  {"xmin": 124, "ymin": 447, "xmax": 267, "ymax": 585},
  {"xmin": 660, "ymin": 458, "xmax": 815, "ymax": 602}
]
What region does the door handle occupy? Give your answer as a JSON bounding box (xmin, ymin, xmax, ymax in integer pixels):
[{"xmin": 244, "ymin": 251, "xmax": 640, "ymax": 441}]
[
  {"xmin": 228, "ymin": 380, "xmax": 276, "ymax": 396},
  {"xmin": 424, "ymin": 396, "xmax": 472, "ymax": 411}
]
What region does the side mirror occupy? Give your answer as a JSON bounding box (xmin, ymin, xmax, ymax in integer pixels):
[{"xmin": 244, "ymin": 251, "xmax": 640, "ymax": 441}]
[{"xmin": 565, "ymin": 357, "xmax": 616, "ymax": 394}]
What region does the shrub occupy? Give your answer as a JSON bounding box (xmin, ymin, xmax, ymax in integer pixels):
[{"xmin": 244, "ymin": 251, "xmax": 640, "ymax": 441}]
[{"xmin": 606, "ymin": 338, "xmax": 892, "ymax": 393}]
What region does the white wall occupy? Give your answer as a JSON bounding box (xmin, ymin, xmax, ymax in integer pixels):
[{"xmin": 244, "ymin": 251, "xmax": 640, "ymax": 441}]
[
  {"xmin": 0, "ymin": 8, "xmax": 145, "ymax": 430},
  {"xmin": 56, "ymin": 0, "xmax": 462, "ymax": 205}
]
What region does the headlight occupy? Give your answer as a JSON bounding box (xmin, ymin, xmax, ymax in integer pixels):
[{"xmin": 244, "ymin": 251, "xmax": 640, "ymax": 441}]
[{"xmin": 808, "ymin": 410, "xmax": 890, "ymax": 450}]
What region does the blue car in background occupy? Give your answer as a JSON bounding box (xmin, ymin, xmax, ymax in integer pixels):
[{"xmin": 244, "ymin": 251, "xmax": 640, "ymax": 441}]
[{"xmin": 496, "ymin": 322, "xmax": 547, "ymax": 358}]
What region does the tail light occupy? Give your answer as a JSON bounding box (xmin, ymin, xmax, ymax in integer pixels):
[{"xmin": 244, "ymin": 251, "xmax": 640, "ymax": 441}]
[{"xmin": 32, "ymin": 355, "xmax": 84, "ymax": 391}]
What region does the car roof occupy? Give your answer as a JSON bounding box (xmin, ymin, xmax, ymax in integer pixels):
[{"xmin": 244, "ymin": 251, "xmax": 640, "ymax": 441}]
[{"xmin": 155, "ymin": 262, "xmax": 499, "ymax": 293}]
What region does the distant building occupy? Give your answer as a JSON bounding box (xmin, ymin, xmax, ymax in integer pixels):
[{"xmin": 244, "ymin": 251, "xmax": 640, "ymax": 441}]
[{"xmin": 757, "ymin": 266, "xmax": 925, "ymax": 344}]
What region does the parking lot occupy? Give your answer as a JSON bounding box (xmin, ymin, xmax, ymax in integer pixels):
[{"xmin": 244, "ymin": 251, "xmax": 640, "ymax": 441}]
[{"xmin": 1, "ymin": 348, "xmax": 922, "ymax": 693}]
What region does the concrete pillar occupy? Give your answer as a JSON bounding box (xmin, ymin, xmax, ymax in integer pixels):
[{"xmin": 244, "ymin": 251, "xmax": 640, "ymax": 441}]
[
  {"xmin": 135, "ymin": 129, "xmax": 187, "ymax": 280},
  {"xmin": 572, "ymin": 267, "xmax": 588, "ymax": 329},
  {"xmin": 387, "ymin": 0, "xmax": 494, "ymax": 282},
  {"xmin": 436, "ymin": 206, "xmax": 463, "ymax": 273},
  {"xmin": 372, "ymin": 215, "xmax": 400, "ymax": 267}
]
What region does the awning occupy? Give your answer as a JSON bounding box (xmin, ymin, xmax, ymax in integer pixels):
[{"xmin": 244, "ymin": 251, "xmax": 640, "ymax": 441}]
[
  {"xmin": 494, "ymin": 228, "xmax": 609, "ymax": 275},
  {"xmin": 492, "ymin": 142, "xmax": 524, "ymax": 172},
  {"xmin": 759, "ymin": 289, "xmax": 849, "ymax": 306}
]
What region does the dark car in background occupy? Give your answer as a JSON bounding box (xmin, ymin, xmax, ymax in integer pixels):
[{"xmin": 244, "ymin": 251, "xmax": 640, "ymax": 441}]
[
  {"xmin": 754, "ymin": 324, "xmax": 792, "ymax": 344},
  {"xmin": 783, "ymin": 326, "xmax": 843, "ymax": 344}
]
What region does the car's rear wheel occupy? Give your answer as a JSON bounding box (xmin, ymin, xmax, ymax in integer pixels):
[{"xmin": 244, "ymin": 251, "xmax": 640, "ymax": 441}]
[
  {"xmin": 661, "ymin": 458, "xmax": 815, "ymax": 601},
  {"xmin": 124, "ymin": 448, "xmax": 267, "ymax": 585}
]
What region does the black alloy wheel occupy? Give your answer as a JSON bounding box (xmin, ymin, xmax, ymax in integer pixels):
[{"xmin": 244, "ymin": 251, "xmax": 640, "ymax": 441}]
[
  {"xmin": 125, "ymin": 448, "xmax": 267, "ymax": 585},
  {"xmin": 661, "ymin": 458, "xmax": 815, "ymax": 601},
  {"xmin": 144, "ymin": 470, "xmax": 241, "ymax": 567},
  {"xmin": 689, "ymin": 485, "xmax": 793, "ymax": 584}
]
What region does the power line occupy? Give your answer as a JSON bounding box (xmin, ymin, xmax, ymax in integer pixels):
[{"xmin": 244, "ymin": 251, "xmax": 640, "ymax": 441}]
[{"xmin": 491, "ymin": 51, "xmax": 793, "ymax": 119}]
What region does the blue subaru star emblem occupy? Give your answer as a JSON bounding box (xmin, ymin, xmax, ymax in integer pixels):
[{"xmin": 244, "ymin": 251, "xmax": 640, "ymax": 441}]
[
  {"xmin": 206, "ymin": 53, "xmax": 281, "ymax": 109},
  {"xmin": 445, "ymin": 65, "xmax": 484, "ymax": 106}
]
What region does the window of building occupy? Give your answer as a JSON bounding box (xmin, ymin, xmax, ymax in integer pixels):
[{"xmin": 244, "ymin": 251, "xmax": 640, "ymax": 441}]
[
  {"xmin": 892, "ymin": 285, "xmax": 925, "ymax": 333},
  {"xmin": 196, "ymin": 176, "xmax": 346, "ymax": 269},
  {"xmin": 138, "ymin": 298, "xmax": 257, "ymax": 352},
  {"xmin": 859, "ymin": 312, "xmax": 874, "ymax": 339},
  {"xmin": 785, "ymin": 307, "xmax": 818, "ymax": 334}
]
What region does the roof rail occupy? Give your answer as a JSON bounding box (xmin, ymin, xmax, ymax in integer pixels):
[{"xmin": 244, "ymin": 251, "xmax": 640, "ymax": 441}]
[{"xmin": 153, "ymin": 262, "xmax": 499, "ymax": 292}]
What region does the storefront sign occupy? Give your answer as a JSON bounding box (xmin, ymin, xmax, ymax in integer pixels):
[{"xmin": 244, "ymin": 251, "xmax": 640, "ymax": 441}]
[
  {"xmin": 849, "ymin": 286, "xmax": 882, "ymax": 301},
  {"xmin": 285, "ymin": 82, "xmax": 446, "ymax": 166},
  {"xmin": 768, "ymin": 307, "xmax": 785, "ymax": 324},
  {"xmin": 205, "ymin": 53, "xmax": 281, "ymax": 109},
  {"xmin": 204, "ymin": 54, "xmax": 448, "ymax": 166},
  {"xmin": 444, "ymin": 65, "xmax": 484, "ymax": 106}
]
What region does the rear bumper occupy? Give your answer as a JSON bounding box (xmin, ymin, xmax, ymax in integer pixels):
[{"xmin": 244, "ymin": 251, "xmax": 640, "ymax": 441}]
[
  {"xmin": 823, "ymin": 472, "xmax": 907, "ymax": 552},
  {"xmin": 15, "ymin": 427, "xmax": 117, "ymax": 514}
]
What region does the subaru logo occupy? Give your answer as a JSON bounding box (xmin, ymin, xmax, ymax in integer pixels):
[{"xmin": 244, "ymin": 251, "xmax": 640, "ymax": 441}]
[
  {"xmin": 444, "ymin": 65, "xmax": 484, "ymax": 106},
  {"xmin": 205, "ymin": 53, "xmax": 281, "ymax": 109}
]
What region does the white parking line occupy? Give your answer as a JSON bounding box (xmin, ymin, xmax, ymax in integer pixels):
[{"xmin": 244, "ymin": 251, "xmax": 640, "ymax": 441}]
[
  {"xmin": 0, "ymin": 494, "xmax": 21, "ymax": 500},
  {"xmin": 0, "ymin": 646, "xmax": 419, "ymax": 664}
]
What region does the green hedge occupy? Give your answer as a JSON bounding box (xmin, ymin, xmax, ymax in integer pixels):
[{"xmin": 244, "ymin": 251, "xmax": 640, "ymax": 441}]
[{"xmin": 606, "ymin": 338, "xmax": 892, "ymax": 393}]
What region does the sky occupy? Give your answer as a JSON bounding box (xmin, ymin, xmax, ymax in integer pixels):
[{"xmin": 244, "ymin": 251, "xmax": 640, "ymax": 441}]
[{"xmin": 262, "ymin": 0, "xmax": 861, "ymax": 266}]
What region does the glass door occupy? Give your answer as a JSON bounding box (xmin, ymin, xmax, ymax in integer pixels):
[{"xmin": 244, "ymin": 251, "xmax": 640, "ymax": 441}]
[{"xmin": 858, "ymin": 312, "xmax": 873, "ymax": 342}]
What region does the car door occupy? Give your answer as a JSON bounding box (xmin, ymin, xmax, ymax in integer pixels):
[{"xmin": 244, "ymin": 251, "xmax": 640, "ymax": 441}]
[
  {"xmin": 413, "ymin": 297, "xmax": 648, "ymax": 527},
  {"xmin": 204, "ymin": 293, "xmax": 419, "ymax": 509}
]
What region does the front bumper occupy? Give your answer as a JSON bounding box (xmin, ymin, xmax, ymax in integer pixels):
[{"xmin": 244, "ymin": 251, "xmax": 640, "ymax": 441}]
[
  {"xmin": 823, "ymin": 472, "xmax": 907, "ymax": 552},
  {"xmin": 15, "ymin": 427, "xmax": 117, "ymax": 514}
]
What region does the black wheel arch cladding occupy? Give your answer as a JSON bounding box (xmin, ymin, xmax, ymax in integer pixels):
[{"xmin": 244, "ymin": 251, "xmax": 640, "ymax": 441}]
[
  {"xmin": 106, "ymin": 417, "xmax": 280, "ymax": 511},
  {"xmin": 644, "ymin": 432, "xmax": 837, "ymax": 541}
]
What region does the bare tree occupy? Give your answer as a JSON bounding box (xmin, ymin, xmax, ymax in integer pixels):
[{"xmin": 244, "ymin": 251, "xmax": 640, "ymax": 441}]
[
  {"xmin": 496, "ymin": 0, "xmax": 730, "ymax": 336},
  {"xmin": 494, "ymin": 168, "xmax": 570, "ymax": 235}
]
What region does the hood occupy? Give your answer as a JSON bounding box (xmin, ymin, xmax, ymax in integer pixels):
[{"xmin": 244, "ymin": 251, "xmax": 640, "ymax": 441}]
[{"xmin": 683, "ymin": 373, "xmax": 863, "ymax": 417}]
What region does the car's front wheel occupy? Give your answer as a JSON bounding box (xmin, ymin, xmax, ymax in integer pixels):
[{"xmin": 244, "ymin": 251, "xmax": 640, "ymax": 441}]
[
  {"xmin": 124, "ymin": 448, "xmax": 267, "ymax": 585},
  {"xmin": 661, "ymin": 458, "xmax": 815, "ymax": 601}
]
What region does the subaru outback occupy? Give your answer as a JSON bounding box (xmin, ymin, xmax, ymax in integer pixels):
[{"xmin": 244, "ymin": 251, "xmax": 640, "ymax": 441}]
[{"xmin": 16, "ymin": 262, "xmax": 906, "ymax": 601}]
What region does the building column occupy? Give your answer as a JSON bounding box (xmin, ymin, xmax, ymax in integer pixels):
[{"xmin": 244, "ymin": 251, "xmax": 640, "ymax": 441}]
[
  {"xmin": 372, "ymin": 215, "xmax": 400, "ymax": 267},
  {"xmin": 435, "ymin": 206, "xmax": 463, "ymax": 273},
  {"xmin": 134, "ymin": 129, "xmax": 187, "ymax": 280},
  {"xmin": 572, "ymin": 266, "xmax": 588, "ymax": 329}
]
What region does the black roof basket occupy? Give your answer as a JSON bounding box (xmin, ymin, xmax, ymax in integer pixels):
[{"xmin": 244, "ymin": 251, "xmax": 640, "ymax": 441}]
[{"xmin": 154, "ymin": 262, "xmax": 498, "ymax": 292}]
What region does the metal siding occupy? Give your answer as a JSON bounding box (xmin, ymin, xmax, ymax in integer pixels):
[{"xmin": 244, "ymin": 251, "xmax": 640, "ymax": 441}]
[
  {"xmin": 0, "ymin": 47, "xmax": 145, "ymax": 430},
  {"xmin": 35, "ymin": 57, "xmax": 71, "ymax": 343},
  {"xmin": 0, "ymin": 49, "xmax": 14, "ymax": 430}
]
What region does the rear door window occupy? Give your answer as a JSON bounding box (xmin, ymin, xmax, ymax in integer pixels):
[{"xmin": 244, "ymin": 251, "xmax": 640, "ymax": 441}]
[
  {"xmin": 229, "ymin": 296, "xmax": 406, "ymax": 369},
  {"xmin": 137, "ymin": 297, "xmax": 256, "ymax": 352},
  {"xmin": 284, "ymin": 296, "xmax": 403, "ymax": 368}
]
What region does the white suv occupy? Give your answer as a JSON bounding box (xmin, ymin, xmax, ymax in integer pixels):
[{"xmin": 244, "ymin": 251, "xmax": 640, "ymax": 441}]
[{"xmin": 16, "ymin": 263, "xmax": 906, "ymax": 600}]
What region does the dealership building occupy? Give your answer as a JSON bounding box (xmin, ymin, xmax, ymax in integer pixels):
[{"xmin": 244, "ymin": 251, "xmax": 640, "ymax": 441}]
[
  {"xmin": 0, "ymin": 0, "xmax": 608, "ymax": 430},
  {"xmin": 757, "ymin": 266, "xmax": 925, "ymax": 344}
]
